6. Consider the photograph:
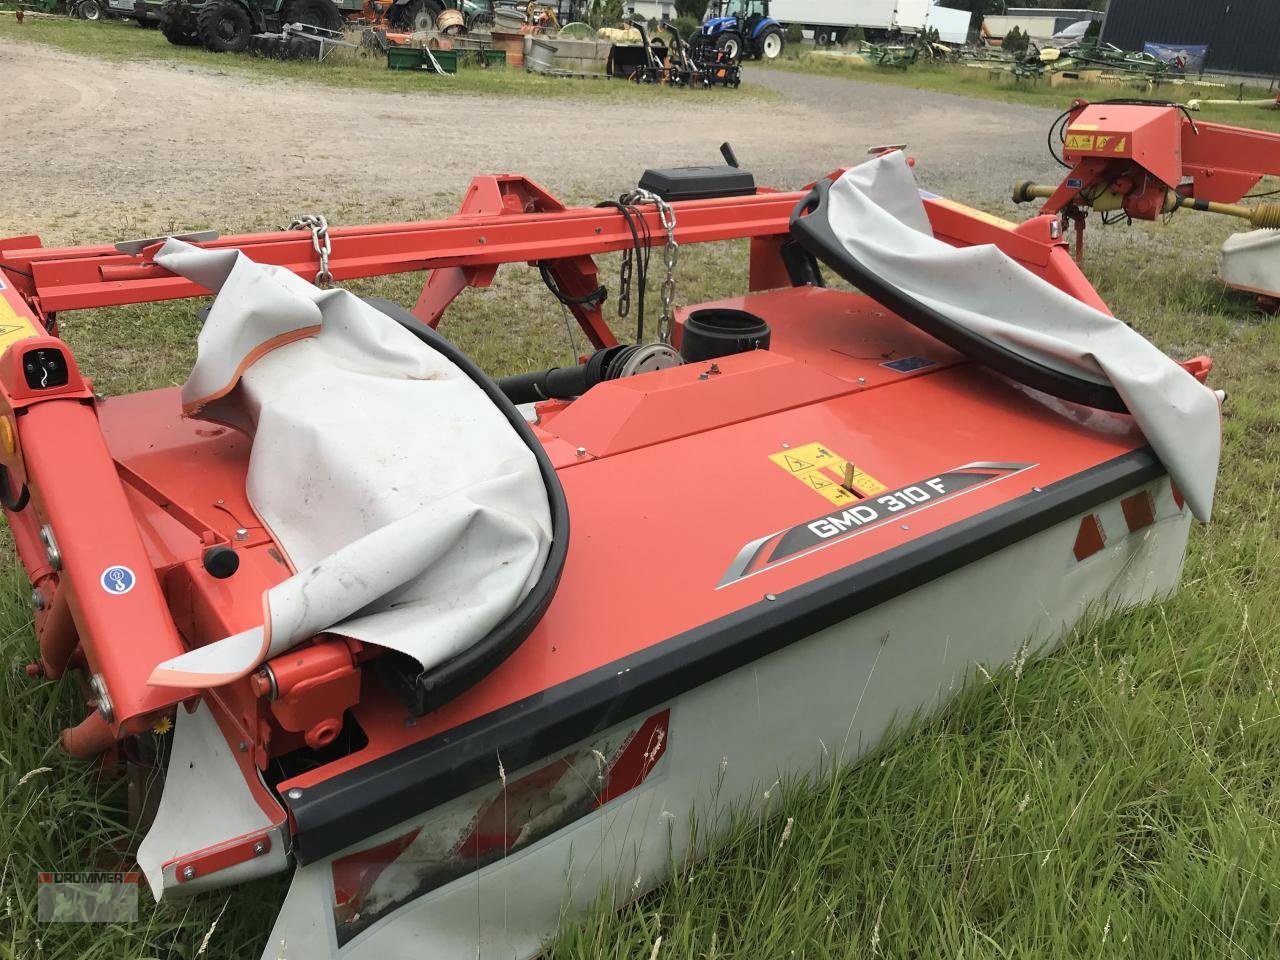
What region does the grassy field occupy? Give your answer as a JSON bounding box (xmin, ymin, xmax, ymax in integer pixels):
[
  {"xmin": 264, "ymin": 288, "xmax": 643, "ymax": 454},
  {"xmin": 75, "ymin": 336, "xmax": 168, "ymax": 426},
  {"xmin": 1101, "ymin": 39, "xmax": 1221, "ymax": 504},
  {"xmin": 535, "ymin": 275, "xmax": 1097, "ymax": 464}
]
[
  {"xmin": 0, "ymin": 14, "xmax": 771, "ymax": 102},
  {"xmin": 758, "ymin": 52, "xmax": 1280, "ymax": 134},
  {"xmin": 4, "ymin": 44, "xmax": 1280, "ymax": 960}
]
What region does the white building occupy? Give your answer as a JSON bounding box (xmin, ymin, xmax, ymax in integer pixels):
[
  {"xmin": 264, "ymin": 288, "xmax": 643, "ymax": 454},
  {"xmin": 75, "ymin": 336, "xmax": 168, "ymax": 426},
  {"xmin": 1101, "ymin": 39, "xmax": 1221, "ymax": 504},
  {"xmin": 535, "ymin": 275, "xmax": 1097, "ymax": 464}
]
[{"xmin": 624, "ymin": 0, "xmax": 678, "ymax": 21}]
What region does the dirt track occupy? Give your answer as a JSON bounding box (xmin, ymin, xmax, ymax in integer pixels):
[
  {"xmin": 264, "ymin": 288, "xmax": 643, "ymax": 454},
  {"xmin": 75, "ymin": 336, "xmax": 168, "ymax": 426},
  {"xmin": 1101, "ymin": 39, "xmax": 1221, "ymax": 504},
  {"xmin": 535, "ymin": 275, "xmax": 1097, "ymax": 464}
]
[{"xmin": 1, "ymin": 38, "xmax": 1059, "ymax": 242}]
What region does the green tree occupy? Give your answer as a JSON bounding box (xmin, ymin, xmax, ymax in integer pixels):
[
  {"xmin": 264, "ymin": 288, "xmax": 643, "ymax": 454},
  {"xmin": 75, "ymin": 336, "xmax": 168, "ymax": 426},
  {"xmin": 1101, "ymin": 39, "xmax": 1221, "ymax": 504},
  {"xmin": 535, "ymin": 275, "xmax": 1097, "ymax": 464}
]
[
  {"xmin": 674, "ymin": 0, "xmax": 704, "ymax": 20},
  {"xmin": 1003, "ymin": 25, "xmax": 1028, "ymax": 54},
  {"xmin": 674, "ymin": 14, "xmax": 700, "ymax": 38},
  {"xmin": 587, "ymin": 0, "xmax": 624, "ymax": 28}
]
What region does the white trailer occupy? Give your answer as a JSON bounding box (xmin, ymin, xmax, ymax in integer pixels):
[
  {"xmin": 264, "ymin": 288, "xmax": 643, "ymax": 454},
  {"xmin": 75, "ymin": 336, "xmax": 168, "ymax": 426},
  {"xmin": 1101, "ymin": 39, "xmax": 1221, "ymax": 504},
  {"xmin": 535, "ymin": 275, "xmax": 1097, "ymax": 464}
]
[
  {"xmin": 767, "ymin": 0, "xmax": 899, "ymax": 34},
  {"xmin": 892, "ymin": 0, "xmax": 929, "ymax": 32},
  {"xmin": 770, "ymin": 0, "xmax": 962, "ymax": 39},
  {"xmin": 927, "ymin": 4, "xmax": 971, "ymax": 44}
]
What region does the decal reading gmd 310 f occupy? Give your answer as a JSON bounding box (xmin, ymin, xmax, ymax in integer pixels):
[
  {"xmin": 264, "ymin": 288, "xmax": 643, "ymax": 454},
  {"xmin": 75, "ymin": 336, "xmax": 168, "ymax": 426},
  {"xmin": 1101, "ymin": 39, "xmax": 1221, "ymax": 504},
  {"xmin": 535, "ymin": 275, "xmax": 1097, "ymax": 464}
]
[{"xmin": 720, "ymin": 462, "xmax": 1034, "ymax": 586}]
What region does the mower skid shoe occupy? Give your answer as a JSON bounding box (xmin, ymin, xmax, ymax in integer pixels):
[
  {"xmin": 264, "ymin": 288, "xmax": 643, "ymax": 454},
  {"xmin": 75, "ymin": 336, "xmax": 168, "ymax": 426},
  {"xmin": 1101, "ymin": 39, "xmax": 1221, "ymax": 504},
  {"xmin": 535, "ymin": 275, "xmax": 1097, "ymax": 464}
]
[{"xmin": 138, "ymin": 701, "xmax": 289, "ymax": 899}]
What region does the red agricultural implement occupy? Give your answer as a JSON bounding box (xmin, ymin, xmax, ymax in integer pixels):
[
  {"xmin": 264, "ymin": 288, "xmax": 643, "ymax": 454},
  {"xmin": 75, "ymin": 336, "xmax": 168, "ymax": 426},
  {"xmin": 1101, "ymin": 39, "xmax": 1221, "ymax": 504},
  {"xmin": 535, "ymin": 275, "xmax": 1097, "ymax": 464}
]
[
  {"xmin": 0, "ymin": 153, "xmax": 1221, "ymax": 958},
  {"xmin": 1013, "ymin": 99, "xmax": 1280, "ymax": 306}
]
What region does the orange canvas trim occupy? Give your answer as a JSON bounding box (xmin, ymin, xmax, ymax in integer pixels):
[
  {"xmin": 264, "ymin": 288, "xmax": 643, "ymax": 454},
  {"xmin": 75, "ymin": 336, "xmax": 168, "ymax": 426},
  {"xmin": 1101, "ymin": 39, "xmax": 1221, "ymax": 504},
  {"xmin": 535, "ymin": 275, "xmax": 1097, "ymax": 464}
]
[{"xmin": 182, "ymin": 324, "xmax": 322, "ymax": 415}]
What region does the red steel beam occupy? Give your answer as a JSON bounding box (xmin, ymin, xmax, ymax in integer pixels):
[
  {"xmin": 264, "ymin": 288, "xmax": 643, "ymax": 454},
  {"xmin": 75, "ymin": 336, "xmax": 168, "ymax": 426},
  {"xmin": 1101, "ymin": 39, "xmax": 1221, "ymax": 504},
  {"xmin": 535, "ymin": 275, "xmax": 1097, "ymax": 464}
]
[{"xmin": 5, "ymin": 190, "xmax": 812, "ymax": 314}]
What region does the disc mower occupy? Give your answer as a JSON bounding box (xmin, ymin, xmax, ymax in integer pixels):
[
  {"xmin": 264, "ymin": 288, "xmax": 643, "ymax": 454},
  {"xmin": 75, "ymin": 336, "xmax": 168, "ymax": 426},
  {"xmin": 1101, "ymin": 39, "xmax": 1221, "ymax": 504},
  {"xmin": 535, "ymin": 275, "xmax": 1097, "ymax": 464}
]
[
  {"xmin": 0, "ymin": 150, "xmax": 1221, "ymax": 959},
  {"xmin": 1013, "ymin": 99, "xmax": 1280, "ymax": 307}
]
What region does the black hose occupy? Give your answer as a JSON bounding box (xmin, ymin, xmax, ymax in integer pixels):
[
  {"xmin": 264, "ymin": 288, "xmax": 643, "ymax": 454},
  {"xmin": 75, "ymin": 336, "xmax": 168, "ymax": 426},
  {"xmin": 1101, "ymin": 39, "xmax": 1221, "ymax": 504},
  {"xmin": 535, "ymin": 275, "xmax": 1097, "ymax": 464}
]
[
  {"xmin": 595, "ymin": 199, "xmax": 650, "ymax": 343},
  {"xmin": 498, "ymin": 364, "xmax": 593, "ymax": 404},
  {"xmin": 1048, "ymin": 106, "xmax": 1074, "ymax": 168},
  {"xmin": 537, "ymin": 262, "xmax": 606, "ymax": 307}
]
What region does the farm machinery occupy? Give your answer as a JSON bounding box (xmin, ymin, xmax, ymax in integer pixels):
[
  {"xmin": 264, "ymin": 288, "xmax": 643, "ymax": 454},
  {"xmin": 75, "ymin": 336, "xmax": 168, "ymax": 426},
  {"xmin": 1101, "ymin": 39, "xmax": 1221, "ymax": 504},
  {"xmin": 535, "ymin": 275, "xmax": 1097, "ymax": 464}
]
[
  {"xmin": 1013, "ymin": 99, "xmax": 1280, "ymax": 308},
  {"xmin": 692, "ymin": 0, "xmax": 784, "ymax": 62},
  {"xmin": 0, "ymin": 151, "xmax": 1220, "ymax": 957},
  {"xmin": 156, "ymin": 0, "xmax": 490, "ymax": 52},
  {"xmin": 608, "ymin": 16, "xmax": 740, "ymax": 86}
]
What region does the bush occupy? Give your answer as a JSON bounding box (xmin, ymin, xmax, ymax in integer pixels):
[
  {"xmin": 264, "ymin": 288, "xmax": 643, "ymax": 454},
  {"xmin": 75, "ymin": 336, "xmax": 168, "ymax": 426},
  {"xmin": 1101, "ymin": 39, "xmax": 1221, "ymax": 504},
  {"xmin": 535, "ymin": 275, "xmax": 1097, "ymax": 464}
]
[
  {"xmin": 1003, "ymin": 25, "xmax": 1029, "ymax": 55},
  {"xmin": 587, "ymin": 0, "xmax": 624, "ymax": 28},
  {"xmin": 784, "ymin": 22, "xmax": 802, "ymax": 45},
  {"xmin": 674, "ymin": 14, "xmax": 700, "ymax": 40}
]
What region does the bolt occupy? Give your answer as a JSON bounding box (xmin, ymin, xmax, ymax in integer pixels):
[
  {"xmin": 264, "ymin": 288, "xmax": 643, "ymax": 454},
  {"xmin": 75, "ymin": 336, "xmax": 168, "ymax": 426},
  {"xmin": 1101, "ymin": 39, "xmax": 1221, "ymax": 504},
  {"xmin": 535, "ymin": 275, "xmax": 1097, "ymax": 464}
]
[
  {"xmin": 40, "ymin": 525, "xmax": 60, "ymax": 570},
  {"xmin": 575, "ymin": 447, "xmax": 587, "ymax": 457},
  {"xmin": 234, "ymin": 528, "xmax": 249, "ymax": 541},
  {"xmin": 764, "ymin": 593, "xmax": 777, "ymax": 602},
  {"xmin": 287, "ymin": 788, "xmax": 303, "ymax": 801},
  {"xmin": 857, "ymin": 376, "xmax": 866, "ymax": 385},
  {"xmin": 181, "ymin": 866, "xmax": 196, "ymax": 881},
  {"xmin": 1032, "ymin": 486, "xmax": 1043, "ymax": 493},
  {"xmin": 708, "ymin": 363, "xmax": 721, "ymax": 375},
  {"xmin": 478, "ymin": 236, "xmax": 487, "ymax": 245},
  {"xmin": 698, "ymin": 372, "xmax": 710, "ymax": 380},
  {"xmin": 403, "ymin": 716, "xmax": 417, "ymax": 728},
  {"xmin": 30, "ymin": 589, "xmax": 44, "ymax": 611},
  {"xmin": 89, "ymin": 674, "xmax": 114, "ymax": 724},
  {"xmin": 900, "ymin": 524, "xmax": 910, "ymax": 531},
  {"xmin": 238, "ymin": 741, "xmax": 248, "ymax": 753},
  {"xmin": 253, "ymin": 840, "xmax": 268, "ymax": 856}
]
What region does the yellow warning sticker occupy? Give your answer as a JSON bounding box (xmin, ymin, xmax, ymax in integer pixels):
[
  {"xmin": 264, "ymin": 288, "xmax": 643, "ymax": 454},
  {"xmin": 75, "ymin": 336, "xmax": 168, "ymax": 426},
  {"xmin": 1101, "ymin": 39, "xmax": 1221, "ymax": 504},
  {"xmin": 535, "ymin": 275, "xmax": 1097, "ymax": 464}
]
[
  {"xmin": 1065, "ymin": 133, "xmax": 1096, "ymax": 152},
  {"xmin": 769, "ymin": 442, "xmax": 888, "ymax": 507},
  {"xmin": 0, "ymin": 292, "xmax": 39, "ymax": 355},
  {"xmin": 1112, "ymin": 137, "xmax": 1128, "ymax": 153}
]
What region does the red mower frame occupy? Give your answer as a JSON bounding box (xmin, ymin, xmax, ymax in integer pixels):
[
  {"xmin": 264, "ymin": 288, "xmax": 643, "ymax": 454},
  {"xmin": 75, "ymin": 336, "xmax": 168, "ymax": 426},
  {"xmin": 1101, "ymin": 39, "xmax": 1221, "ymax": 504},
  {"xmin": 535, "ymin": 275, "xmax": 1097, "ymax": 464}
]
[{"xmin": 0, "ymin": 166, "xmax": 1098, "ymax": 770}]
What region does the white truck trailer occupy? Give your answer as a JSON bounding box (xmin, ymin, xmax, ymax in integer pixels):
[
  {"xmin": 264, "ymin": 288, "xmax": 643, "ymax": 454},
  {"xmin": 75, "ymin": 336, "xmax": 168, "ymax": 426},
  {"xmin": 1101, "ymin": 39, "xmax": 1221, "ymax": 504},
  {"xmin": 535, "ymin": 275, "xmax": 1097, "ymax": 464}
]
[{"xmin": 767, "ymin": 1, "xmax": 970, "ymax": 44}]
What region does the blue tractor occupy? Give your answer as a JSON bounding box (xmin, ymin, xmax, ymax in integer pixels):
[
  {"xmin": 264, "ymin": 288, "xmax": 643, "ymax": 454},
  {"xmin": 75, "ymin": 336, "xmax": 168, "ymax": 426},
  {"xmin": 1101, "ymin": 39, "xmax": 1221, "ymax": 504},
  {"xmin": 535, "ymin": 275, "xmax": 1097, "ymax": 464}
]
[{"xmin": 694, "ymin": 0, "xmax": 784, "ymax": 61}]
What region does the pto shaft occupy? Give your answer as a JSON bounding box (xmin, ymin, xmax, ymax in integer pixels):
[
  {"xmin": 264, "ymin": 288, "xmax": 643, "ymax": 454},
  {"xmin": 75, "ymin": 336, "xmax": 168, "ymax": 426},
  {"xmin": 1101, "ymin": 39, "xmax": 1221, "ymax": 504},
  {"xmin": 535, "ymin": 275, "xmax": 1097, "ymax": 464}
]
[{"xmin": 1013, "ymin": 180, "xmax": 1280, "ymax": 229}]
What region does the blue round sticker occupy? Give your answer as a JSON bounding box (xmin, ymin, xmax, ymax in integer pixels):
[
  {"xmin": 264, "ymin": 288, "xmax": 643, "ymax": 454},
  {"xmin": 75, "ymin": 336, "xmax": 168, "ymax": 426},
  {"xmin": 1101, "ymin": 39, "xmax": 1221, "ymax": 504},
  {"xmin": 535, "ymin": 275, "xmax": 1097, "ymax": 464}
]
[{"xmin": 100, "ymin": 565, "xmax": 136, "ymax": 596}]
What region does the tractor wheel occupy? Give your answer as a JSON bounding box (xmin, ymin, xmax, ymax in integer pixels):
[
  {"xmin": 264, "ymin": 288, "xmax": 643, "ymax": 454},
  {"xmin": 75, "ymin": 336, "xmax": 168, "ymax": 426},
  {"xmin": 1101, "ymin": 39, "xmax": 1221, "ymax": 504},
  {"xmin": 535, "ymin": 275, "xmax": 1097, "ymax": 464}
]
[
  {"xmin": 386, "ymin": 0, "xmax": 442, "ymax": 33},
  {"xmin": 282, "ymin": 0, "xmax": 342, "ymax": 31},
  {"xmin": 196, "ymin": 0, "xmax": 254, "ymax": 53},
  {"xmin": 715, "ymin": 30, "xmax": 741, "ymax": 61},
  {"xmin": 757, "ymin": 25, "xmax": 783, "ymax": 59},
  {"xmin": 160, "ymin": 0, "xmax": 202, "ymax": 45},
  {"xmin": 78, "ymin": 0, "xmax": 105, "ymax": 20}
]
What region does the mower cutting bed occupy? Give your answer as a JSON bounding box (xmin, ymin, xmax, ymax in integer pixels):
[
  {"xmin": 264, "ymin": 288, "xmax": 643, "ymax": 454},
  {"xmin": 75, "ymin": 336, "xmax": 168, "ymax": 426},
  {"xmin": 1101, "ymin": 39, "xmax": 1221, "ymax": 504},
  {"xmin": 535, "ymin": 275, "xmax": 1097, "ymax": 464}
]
[{"xmin": 0, "ymin": 153, "xmax": 1220, "ymax": 959}]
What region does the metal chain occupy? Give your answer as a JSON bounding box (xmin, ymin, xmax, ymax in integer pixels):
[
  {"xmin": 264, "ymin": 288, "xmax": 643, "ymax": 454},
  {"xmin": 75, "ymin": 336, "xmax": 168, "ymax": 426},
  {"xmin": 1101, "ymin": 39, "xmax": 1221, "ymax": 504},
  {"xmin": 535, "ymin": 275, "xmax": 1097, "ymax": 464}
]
[
  {"xmin": 621, "ymin": 189, "xmax": 679, "ymax": 344},
  {"xmin": 617, "ymin": 244, "xmax": 633, "ymax": 318},
  {"xmin": 284, "ymin": 214, "xmax": 333, "ymax": 287}
]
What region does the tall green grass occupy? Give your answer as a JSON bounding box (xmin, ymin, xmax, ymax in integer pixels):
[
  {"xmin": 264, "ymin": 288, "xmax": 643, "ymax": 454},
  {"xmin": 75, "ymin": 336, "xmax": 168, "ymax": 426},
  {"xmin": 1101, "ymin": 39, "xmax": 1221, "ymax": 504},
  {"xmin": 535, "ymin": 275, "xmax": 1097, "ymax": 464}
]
[{"xmin": 759, "ymin": 54, "xmax": 1280, "ymax": 134}]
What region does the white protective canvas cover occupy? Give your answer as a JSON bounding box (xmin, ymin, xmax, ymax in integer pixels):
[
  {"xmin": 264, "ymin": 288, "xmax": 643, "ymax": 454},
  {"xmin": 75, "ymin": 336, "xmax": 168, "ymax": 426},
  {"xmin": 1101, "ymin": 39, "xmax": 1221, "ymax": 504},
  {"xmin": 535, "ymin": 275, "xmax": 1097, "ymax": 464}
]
[
  {"xmin": 1220, "ymin": 228, "xmax": 1280, "ymax": 299},
  {"xmin": 146, "ymin": 240, "xmax": 552, "ymax": 688},
  {"xmin": 823, "ymin": 153, "xmax": 1220, "ymax": 521}
]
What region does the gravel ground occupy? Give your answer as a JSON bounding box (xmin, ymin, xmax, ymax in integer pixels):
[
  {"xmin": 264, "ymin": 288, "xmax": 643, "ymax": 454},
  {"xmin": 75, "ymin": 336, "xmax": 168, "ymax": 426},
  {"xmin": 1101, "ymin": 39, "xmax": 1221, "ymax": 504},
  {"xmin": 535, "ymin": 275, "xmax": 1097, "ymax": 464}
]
[{"xmin": 0, "ymin": 38, "xmax": 1062, "ymax": 243}]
